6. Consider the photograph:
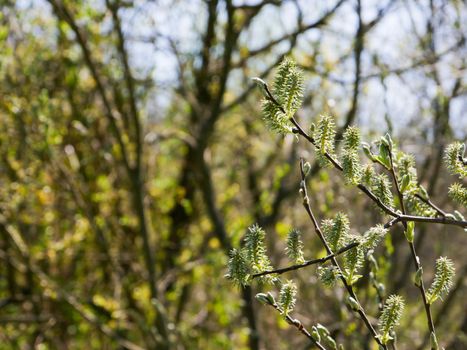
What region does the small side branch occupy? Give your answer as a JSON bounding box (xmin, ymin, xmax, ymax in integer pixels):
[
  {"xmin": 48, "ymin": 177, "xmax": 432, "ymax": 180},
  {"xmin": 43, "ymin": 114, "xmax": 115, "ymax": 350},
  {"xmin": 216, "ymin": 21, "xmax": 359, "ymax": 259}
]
[
  {"xmin": 414, "ymin": 194, "xmax": 447, "ymax": 217},
  {"xmin": 383, "ymin": 214, "xmax": 466, "ymax": 229},
  {"xmin": 252, "ymin": 242, "xmax": 359, "ymax": 278},
  {"xmin": 263, "ymin": 302, "xmax": 328, "ymax": 350},
  {"xmin": 387, "ymin": 152, "xmax": 436, "ymax": 337},
  {"xmin": 286, "ymin": 114, "xmax": 467, "ymax": 230},
  {"xmin": 298, "ymin": 159, "xmax": 386, "ymax": 349}
]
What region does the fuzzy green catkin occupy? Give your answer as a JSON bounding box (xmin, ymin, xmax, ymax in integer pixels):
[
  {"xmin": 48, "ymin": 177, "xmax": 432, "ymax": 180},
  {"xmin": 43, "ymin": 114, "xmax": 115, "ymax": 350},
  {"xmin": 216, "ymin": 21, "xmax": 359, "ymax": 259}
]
[
  {"xmin": 427, "ymin": 257, "xmax": 455, "ymax": 304},
  {"xmin": 448, "ymin": 183, "xmax": 467, "ymax": 207},
  {"xmin": 273, "ymin": 58, "xmax": 304, "ymax": 116},
  {"xmin": 343, "ymin": 235, "xmax": 364, "ymax": 285},
  {"xmin": 244, "ymin": 224, "xmax": 272, "ymax": 274},
  {"xmin": 397, "ymin": 153, "xmax": 418, "ymax": 194},
  {"xmin": 373, "ymin": 173, "xmax": 393, "ymax": 210},
  {"xmin": 227, "ymin": 248, "xmax": 250, "ymax": 286},
  {"xmin": 279, "ymin": 280, "xmax": 297, "ymax": 316},
  {"xmin": 261, "ymin": 101, "xmax": 290, "ymax": 134},
  {"xmin": 343, "ymin": 126, "xmax": 361, "ymax": 151},
  {"xmin": 314, "ymin": 115, "xmax": 336, "ymax": 166},
  {"xmin": 378, "ymin": 295, "xmax": 405, "ymax": 344},
  {"xmin": 317, "ymin": 265, "xmax": 339, "ymax": 287},
  {"xmin": 342, "ymin": 150, "xmax": 362, "ymax": 185},
  {"xmin": 286, "ymin": 229, "xmax": 305, "ymax": 264},
  {"xmin": 261, "ymin": 58, "xmax": 304, "ymax": 134},
  {"xmin": 444, "ymin": 142, "xmax": 467, "ymax": 178},
  {"xmin": 361, "ymin": 164, "xmax": 375, "ymax": 188},
  {"xmin": 361, "ymin": 225, "xmax": 388, "ymax": 251},
  {"xmin": 396, "ymin": 152, "xmax": 438, "ymax": 215},
  {"xmin": 397, "ymin": 153, "xmax": 416, "ymax": 181},
  {"xmin": 321, "ymin": 212, "xmax": 350, "ymax": 252}
]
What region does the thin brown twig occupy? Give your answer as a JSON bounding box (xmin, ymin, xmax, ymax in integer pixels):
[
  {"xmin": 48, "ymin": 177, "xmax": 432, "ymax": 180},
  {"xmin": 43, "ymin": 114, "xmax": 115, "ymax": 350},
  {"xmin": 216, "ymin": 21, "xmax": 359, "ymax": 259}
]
[
  {"xmin": 252, "ymin": 242, "xmax": 359, "ymax": 278},
  {"xmin": 286, "ymin": 115, "xmax": 467, "ymax": 229},
  {"xmin": 299, "ymin": 159, "xmax": 386, "ymax": 349},
  {"xmin": 265, "ymin": 301, "xmax": 328, "ymax": 350},
  {"xmin": 261, "ymin": 85, "xmax": 467, "ymax": 230},
  {"xmin": 414, "ymin": 194, "xmax": 447, "ymax": 217},
  {"xmin": 387, "ymin": 152, "xmax": 436, "ymax": 340}
]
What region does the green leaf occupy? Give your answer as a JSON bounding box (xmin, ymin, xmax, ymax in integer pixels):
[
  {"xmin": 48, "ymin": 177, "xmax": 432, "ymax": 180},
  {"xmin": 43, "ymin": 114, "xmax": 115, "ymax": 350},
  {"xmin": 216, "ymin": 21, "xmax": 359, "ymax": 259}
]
[{"xmin": 404, "ymin": 221, "xmax": 414, "ymax": 242}]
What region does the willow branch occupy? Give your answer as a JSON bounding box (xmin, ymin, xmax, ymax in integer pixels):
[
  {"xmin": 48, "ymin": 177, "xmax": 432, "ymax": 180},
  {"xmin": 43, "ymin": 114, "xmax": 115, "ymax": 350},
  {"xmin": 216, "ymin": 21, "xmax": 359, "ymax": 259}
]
[
  {"xmin": 286, "ymin": 116, "xmax": 467, "ymax": 229},
  {"xmin": 387, "ymin": 152, "xmax": 436, "ymax": 337},
  {"xmin": 414, "ymin": 194, "xmax": 447, "ymax": 217},
  {"xmin": 260, "ymin": 82, "xmax": 467, "ymax": 230},
  {"xmin": 265, "ymin": 301, "xmax": 328, "ymax": 350},
  {"xmin": 252, "ymin": 242, "xmax": 359, "ymax": 278},
  {"xmin": 299, "ymin": 159, "xmax": 386, "ymax": 349}
]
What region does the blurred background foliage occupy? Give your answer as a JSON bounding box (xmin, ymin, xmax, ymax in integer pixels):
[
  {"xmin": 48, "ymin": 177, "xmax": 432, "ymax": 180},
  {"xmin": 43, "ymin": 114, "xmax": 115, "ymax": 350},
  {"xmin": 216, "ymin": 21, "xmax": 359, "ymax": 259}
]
[{"xmin": 0, "ymin": 0, "xmax": 466, "ymax": 349}]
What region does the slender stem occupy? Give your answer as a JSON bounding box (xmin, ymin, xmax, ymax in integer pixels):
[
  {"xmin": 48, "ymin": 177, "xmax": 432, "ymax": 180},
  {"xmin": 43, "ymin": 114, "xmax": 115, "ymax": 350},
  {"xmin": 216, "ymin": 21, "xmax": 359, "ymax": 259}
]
[
  {"xmin": 252, "ymin": 242, "xmax": 359, "ymax": 278},
  {"xmin": 266, "ymin": 302, "xmax": 327, "ymax": 350},
  {"xmin": 299, "ymin": 159, "xmax": 386, "ymax": 349},
  {"xmin": 414, "ymin": 194, "xmax": 447, "ymax": 217},
  {"xmin": 260, "ymin": 71, "xmax": 463, "ymax": 350},
  {"xmin": 383, "ymin": 214, "xmax": 466, "ymax": 228},
  {"xmin": 387, "ymin": 152, "xmax": 436, "ymax": 341},
  {"xmin": 286, "ymin": 115, "xmax": 467, "ymax": 229}
]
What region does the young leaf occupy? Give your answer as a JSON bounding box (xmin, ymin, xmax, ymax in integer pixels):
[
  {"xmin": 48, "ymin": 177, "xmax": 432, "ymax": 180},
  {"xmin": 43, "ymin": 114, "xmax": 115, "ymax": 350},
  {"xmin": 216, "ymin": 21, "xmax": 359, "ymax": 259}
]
[
  {"xmin": 404, "ymin": 221, "xmax": 414, "ymax": 242},
  {"xmin": 255, "ymin": 292, "xmax": 275, "ymax": 306},
  {"xmin": 377, "ymin": 140, "xmax": 392, "ymax": 170},
  {"xmin": 347, "ymin": 296, "xmax": 361, "ymax": 311}
]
